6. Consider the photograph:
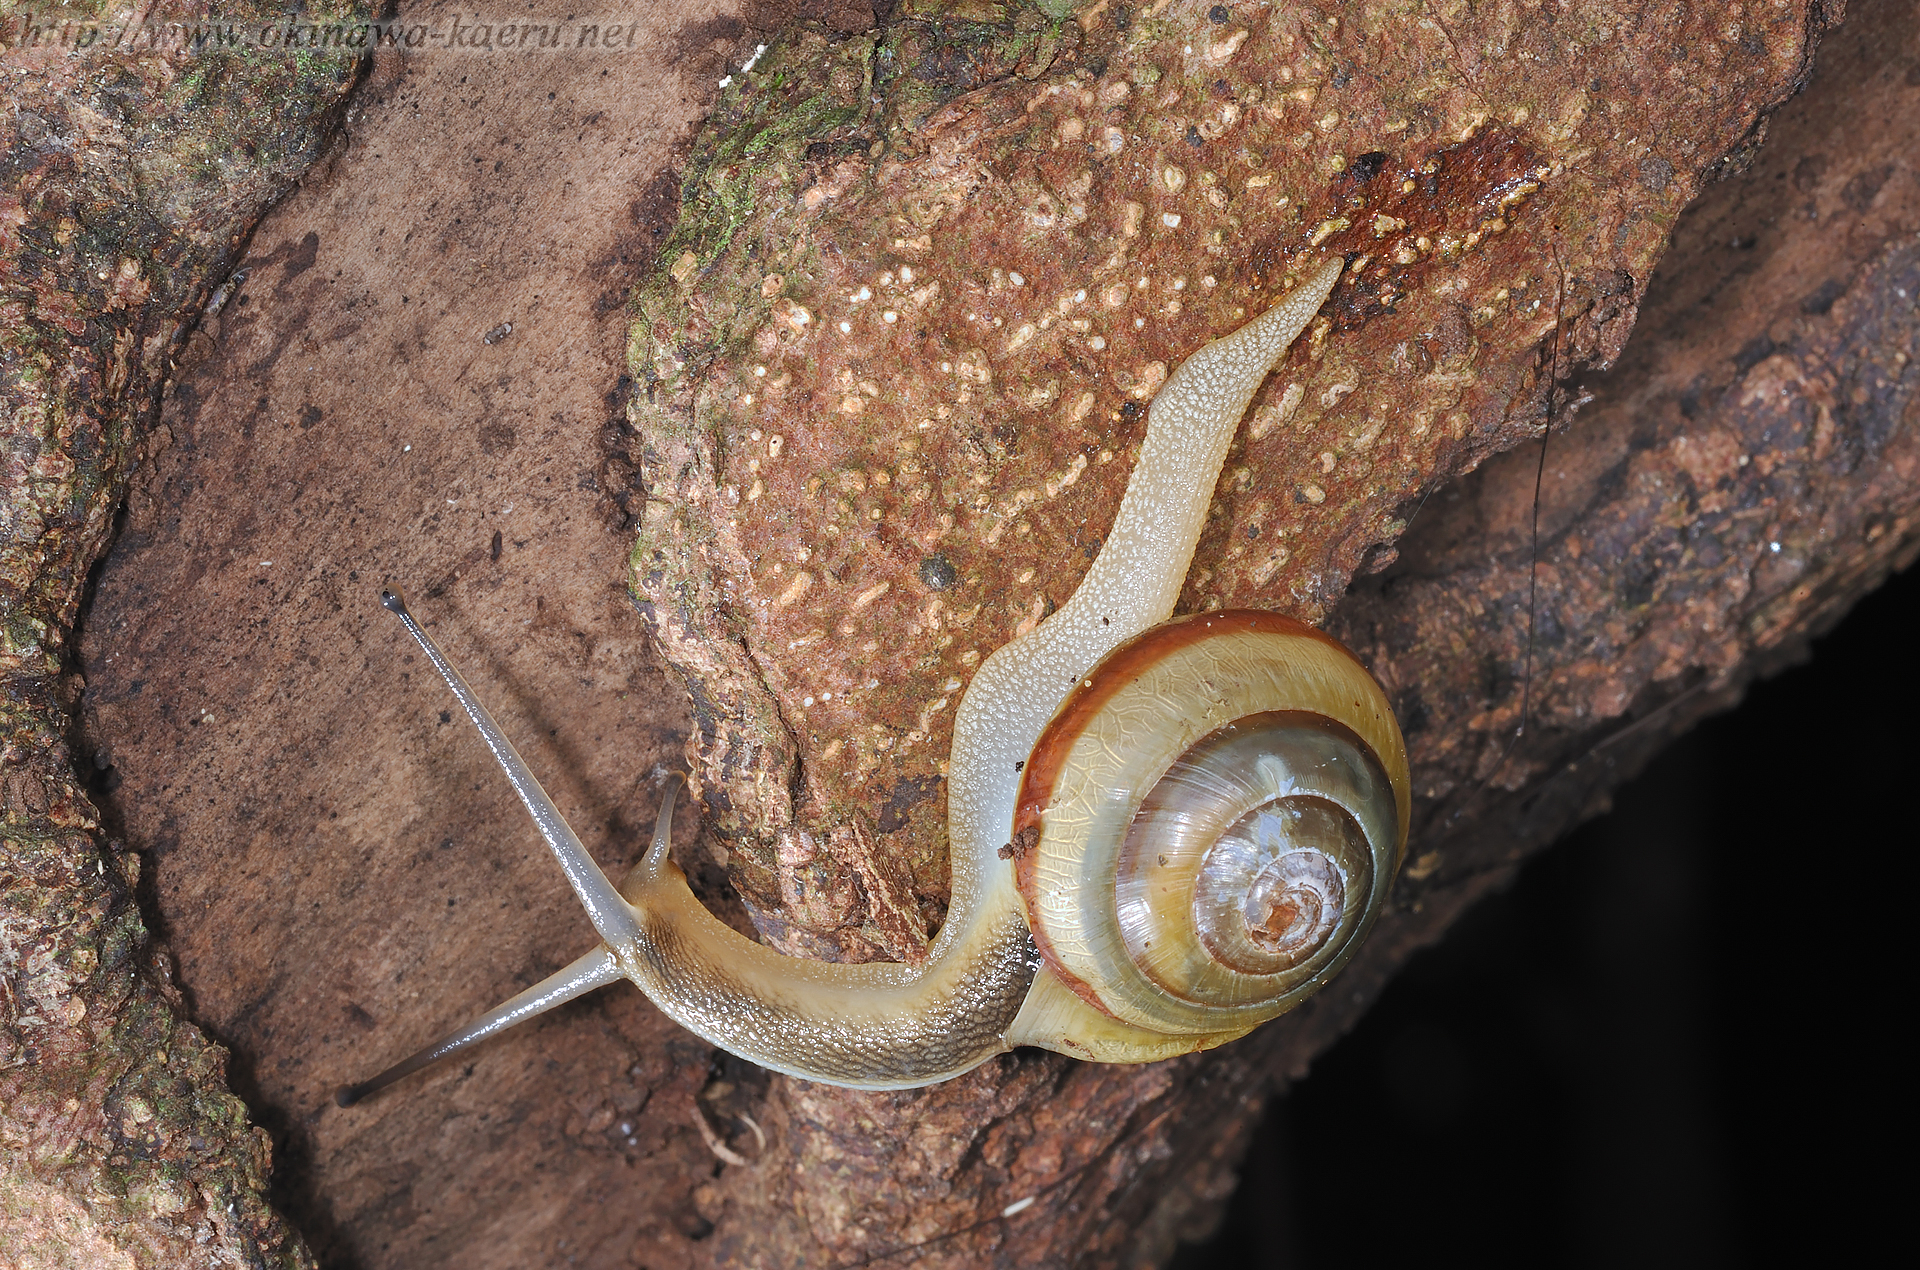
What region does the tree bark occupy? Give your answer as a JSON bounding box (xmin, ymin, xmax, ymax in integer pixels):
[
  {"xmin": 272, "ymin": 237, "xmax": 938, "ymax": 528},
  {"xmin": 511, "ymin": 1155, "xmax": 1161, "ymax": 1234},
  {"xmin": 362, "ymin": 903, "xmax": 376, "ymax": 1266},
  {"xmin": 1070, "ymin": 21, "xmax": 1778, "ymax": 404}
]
[
  {"xmin": 0, "ymin": 5, "xmax": 362, "ymax": 1264},
  {"xmin": 5, "ymin": 0, "xmax": 1915, "ymax": 1267}
]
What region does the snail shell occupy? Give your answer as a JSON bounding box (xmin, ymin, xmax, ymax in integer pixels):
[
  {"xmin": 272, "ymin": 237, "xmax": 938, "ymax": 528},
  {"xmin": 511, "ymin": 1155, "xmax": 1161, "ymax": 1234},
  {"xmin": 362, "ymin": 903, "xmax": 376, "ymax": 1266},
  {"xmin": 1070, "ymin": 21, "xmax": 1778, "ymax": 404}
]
[
  {"xmin": 340, "ymin": 255, "xmax": 1409, "ymax": 1100},
  {"xmin": 1011, "ymin": 611, "xmax": 1406, "ymax": 1054}
]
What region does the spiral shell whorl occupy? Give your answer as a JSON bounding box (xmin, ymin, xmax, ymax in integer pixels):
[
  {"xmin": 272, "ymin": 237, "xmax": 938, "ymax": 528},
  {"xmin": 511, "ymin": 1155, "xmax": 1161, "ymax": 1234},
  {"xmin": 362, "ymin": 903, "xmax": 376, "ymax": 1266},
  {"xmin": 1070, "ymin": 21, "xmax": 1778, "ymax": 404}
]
[
  {"xmin": 1189, "ymin": 800, "xmax": 1358, "ymax": 973},
  {"xmin": 1014, "ymin": 612, "xmax": 1408, "ymax": 1038},
  {"xmin": 1118, "ymin": 716, "xmax": 1386, "ymax": 1012}
]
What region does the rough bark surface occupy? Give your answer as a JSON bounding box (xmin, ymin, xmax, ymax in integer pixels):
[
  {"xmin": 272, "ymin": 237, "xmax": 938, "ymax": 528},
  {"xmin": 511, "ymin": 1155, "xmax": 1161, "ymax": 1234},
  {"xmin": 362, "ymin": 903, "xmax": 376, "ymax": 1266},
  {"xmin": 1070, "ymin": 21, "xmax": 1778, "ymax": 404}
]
[
  {"xmin": 7, "ymin": 1, "xmax": 1914, "ymax": 1269},
  {"xmin": 0, "ymin": 4, "xmax": 361, "ymax": 1265}
]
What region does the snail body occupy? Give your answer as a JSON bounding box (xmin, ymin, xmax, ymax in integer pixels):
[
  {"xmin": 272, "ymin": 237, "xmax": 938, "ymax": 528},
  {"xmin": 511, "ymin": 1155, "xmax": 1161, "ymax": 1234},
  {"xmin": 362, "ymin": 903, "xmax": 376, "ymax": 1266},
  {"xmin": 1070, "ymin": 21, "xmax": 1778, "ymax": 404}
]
[{"xmin": 339, "ymin": 255, "xmax": 1408, "ymax": 1102}]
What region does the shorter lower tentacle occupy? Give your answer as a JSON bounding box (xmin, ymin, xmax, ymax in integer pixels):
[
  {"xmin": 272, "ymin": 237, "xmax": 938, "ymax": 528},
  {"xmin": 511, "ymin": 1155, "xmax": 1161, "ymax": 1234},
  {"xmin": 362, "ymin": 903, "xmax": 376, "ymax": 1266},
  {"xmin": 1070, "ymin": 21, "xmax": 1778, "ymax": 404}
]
[{"xmin": 335, "ymin": 946, "xmax": 622, "ymax": 1106}]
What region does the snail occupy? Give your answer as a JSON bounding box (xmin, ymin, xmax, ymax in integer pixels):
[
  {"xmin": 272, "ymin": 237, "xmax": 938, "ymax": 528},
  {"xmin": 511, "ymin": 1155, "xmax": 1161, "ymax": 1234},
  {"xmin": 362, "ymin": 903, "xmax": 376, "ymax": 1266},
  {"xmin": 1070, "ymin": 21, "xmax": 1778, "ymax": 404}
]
[{"xmin": 337, "ymin": 254, "xmax": 1409, "ymax": 1103}]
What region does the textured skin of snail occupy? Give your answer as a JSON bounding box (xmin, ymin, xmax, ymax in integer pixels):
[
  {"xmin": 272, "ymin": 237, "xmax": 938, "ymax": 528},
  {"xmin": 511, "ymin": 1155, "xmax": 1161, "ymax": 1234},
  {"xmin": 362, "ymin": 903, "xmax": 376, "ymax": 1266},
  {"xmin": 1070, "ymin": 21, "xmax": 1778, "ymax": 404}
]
[{"xmin": 347, "ymin": 256, "xmax": 1409, "ymax": 1098}]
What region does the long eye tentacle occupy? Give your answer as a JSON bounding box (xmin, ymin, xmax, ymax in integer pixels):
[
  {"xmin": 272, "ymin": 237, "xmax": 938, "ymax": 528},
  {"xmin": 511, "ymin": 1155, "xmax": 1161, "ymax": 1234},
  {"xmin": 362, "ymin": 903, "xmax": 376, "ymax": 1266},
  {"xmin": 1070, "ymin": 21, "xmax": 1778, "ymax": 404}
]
[{"xmin": 378, "ymin": 589, "xmax": 642, "ymax": 949}]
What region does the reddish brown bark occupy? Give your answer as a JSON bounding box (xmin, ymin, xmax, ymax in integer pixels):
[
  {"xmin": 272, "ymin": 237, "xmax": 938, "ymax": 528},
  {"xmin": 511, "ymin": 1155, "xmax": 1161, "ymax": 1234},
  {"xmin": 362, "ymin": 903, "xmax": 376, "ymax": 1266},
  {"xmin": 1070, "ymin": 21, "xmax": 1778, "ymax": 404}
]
[{"xmin": 4, "ymin": 0, "xmax": 1914, "ymax": 1267}]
